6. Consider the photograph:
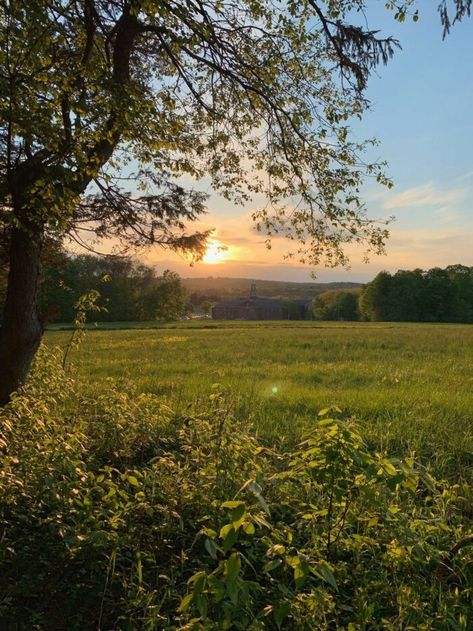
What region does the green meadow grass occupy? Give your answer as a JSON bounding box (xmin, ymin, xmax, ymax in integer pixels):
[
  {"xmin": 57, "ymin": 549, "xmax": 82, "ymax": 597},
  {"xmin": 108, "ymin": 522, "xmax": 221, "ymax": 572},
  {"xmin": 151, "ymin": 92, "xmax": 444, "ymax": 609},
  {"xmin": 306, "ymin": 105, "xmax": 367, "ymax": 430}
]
[{"xmin": 46, "ymin": 321, "xmax": 473, "ymax": 478}]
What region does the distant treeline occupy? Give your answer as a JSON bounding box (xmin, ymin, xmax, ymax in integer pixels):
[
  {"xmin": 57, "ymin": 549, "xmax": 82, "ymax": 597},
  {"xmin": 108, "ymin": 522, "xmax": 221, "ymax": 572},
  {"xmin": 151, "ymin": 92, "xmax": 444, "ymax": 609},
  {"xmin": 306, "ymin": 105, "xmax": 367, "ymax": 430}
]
[
  {"xmin": 4, "ymin": 251, "xmax": 472, "ymax": 324},
  {"xmin": 359, "ymin": 265, "xmax": 473, "ymax": 322},
  {"xmin": 40, "ymin": 254, "xmax": 188, "ymax": 322},
  {"xmin": 310, "ymin": 265, "xmax": 473, "ymax": 323}
]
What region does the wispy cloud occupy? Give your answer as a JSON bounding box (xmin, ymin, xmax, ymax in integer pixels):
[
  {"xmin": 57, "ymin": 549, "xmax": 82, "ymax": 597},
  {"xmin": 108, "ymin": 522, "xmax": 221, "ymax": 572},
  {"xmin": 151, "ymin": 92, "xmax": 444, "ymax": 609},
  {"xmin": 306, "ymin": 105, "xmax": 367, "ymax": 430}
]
[
  {"xmin": 457, "ymin": 170, "xmax": 473, "ymax": 182},
  {"xmin": 349, "ymin": 225, "xmax": 473, "ymax": 271},
  {"xmin": 140, "ymin": 180, "xmax": 473, "ymax": 283},
  {"xmin": 384, "ymin": 181, "xmax": 465, "ymax": 209}
]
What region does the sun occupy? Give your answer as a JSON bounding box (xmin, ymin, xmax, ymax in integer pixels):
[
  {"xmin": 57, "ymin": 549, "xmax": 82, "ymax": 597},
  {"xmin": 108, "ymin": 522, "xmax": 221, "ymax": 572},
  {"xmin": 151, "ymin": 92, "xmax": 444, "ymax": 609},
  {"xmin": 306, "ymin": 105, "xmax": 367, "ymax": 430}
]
[{"xmin": 203, "ymin": 239, "xmax": 228, "ymax": 264}]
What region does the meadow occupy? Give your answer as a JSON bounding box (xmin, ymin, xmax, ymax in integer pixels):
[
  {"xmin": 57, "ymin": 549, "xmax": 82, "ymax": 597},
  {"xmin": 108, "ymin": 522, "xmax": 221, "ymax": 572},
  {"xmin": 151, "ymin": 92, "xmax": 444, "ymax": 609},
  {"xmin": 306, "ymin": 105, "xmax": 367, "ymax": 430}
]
[
  {"xmin": 3, "ymin": 321, "xmax": 473, "ymax": 628},
  {"xmin": 47, "ymin": 320, "xmax": 473, "ymax": 478}
]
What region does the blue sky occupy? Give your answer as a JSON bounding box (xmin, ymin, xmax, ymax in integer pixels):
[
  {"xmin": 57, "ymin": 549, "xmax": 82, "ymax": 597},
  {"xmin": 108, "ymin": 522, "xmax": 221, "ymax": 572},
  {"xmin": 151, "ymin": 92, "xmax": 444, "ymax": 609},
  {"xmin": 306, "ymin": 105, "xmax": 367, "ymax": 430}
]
[
  {"xmin": 357, "ymin": 2, "xmax": 473, "ymax": 189},
  {"xmin": 149, "ymin": 3, "xmax": 473, "ymax": 282}
]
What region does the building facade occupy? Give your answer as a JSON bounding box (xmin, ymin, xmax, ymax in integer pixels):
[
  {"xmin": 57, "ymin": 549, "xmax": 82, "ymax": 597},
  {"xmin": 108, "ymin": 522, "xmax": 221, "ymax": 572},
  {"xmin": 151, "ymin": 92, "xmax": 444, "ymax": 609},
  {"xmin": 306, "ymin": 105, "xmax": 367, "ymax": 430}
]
[{"xmin": 212, "ymin": 281, "xmax": 311, "ymax": 320}]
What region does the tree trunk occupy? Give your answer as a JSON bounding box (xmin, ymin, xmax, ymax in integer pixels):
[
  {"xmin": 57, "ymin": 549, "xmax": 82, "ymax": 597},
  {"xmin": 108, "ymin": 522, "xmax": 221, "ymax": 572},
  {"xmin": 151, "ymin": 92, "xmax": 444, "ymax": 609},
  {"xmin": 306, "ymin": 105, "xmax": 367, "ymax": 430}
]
[{"xmin": 0, "ymin": 225, "xmax": 43, "ymax": 406}]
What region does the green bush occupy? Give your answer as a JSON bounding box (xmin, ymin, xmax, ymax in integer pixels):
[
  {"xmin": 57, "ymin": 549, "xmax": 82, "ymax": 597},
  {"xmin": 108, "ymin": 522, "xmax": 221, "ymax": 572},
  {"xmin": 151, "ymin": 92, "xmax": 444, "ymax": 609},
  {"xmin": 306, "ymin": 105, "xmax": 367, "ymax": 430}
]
[{"xmin": 0, "ymin": 348, "xmax": 472, "ymax": 629}]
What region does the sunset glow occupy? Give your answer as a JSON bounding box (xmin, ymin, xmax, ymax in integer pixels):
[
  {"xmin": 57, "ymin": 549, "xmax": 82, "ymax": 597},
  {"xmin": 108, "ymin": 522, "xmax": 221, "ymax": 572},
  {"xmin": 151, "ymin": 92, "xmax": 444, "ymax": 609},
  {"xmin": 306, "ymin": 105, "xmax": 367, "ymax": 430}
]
[{"xmin": 202, "ymin": 239, "xmax": 228, "ymax": 264}]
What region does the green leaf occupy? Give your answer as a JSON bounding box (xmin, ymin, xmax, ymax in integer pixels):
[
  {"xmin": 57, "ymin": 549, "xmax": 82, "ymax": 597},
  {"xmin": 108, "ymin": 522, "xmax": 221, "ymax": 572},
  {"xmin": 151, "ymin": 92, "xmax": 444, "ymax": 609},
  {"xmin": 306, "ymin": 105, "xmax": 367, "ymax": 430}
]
[
  {"xmin": 381, "ymin": 460, "xmax": 398, "ymax": 476},
  {"xmin": 127, "ymin": 475, "xmax": 140, "ymax": 487},
  {"xmin": 226, "ymin": 578, "xmax": 239, "ymax": 605},
  {"xmin": 243, "ymin": 522, "xmax": 255, "ymax": 535},
  {"xmin": 264, "ymin": 559, "xmax": 282, "ymax": 573},
  {"xmin": 225, "ymin": 552, "xmax": 241, "ymax": 581},
  {"xmin": 267, "ymin": 544, "xmax": 285, "ymax": 556},
  {"xmin": 248, "ymin": 481, "xmax": 262, "ymax": 495},
  {"xmin": 196, "ymin": 594, "xmax": 208, "ymax": 618},
  {"xmin": 221, "ymin": 500, "xmax": 245, "ymax": 510},
  {"xmin": 312, "ymin": 561, "xmax": 338, "ymax": 590},
  {"xmin": 248, "ymin": 482, "xmax": 270, "ymax": 515},
  {"xmin": 188, "ymin": 571, "xmax": 206, "ymax": 593},
  {"xmin": 177, "ymin": 593, "xmax": 193, "ymax": 613},
  {"xmin": 231, "ymin": 504, "xmax": 246, "ymax": 522},
  {"xmin": 205, "ymin": 537, "xmax": 218, "ymax": 559},
  {"xmin": 256, "ymin": 495, "xmax": 271, "ymax": 516},
  {"xmin": 274, "ymin": 601, "xmax": 291, "ymax": 628},
  {"xmin": 220, "ymin": 524, "xmax": 237, "ymax": 552}
]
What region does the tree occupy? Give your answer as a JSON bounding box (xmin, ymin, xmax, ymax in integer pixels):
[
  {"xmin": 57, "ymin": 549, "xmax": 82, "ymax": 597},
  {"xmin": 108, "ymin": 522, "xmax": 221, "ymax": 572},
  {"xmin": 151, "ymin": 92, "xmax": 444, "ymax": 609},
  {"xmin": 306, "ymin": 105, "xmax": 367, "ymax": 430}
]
[
  {"xmin": 144, "ymin": 270, "xmax": 187, "ymax": 322},
  {"xmin": 359, "ymin": 265, "xmax": 473, "ymax": 323},
  {"xmin": 201, "ymin": 300, "xmax": 213, "ymax": 317},
  {"xmin": 364, "ymin": 268, "xmax": 425, "ymax": 322},
  {"xmin": 446, "ymin": 264, "xmax": 473, "ymax": 322},
  {"xmin": 312, "ymin": 289, "xmax": 359, "ymax": 321},
  {"xmin": 0, "ymin": 1, "xmax": 469, "ymax": 404},
  {"xmin": 40, "ymin": 253, "xmax": 165, "ymax": 322}
]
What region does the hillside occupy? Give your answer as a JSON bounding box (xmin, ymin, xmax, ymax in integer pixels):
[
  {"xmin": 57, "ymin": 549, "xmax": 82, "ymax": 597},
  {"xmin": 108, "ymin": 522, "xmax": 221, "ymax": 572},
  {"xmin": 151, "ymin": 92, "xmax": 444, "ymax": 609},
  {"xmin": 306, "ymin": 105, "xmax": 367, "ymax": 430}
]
[{"xmin": 182, "ymin": 276, "xmax": 363, "ymax": 300}]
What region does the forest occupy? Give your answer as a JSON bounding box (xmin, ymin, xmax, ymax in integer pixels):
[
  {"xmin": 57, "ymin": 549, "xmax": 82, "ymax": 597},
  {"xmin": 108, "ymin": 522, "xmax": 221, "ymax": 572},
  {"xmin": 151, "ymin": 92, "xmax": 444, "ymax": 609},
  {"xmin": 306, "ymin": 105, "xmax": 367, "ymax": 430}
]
[{"xmin": 359, "ymin": 265, "xmax": 473, "ymax": 322}]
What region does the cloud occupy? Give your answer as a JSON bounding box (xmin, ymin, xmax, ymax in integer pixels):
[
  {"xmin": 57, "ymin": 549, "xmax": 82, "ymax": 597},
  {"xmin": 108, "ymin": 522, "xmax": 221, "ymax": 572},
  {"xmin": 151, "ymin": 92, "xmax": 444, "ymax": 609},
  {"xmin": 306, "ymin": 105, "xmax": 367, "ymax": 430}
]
[
  {"xmin": 139, "ymin": 180, "xmax": 473, "ymax": 283},
  {"xmin": 384, "ymin": 181, "xmax": 465, "ymax": 209},
  {"xmin": 143, "ymin": 222, "xmax": 473, "ymax": 284},
  {"xmin": 457, "ymin": 170, "xmax": 473, "ymax": 182},
  {"xmin": 216, "ymin": 235, "xmax": 255, "ymax": 245},
  {"xmin": 348, "ymin": 226, "xmax": 473, "ymax": 273},
  {"xmin": 434, "ymin": 205, "xmax": 466, "ymax": 224}
]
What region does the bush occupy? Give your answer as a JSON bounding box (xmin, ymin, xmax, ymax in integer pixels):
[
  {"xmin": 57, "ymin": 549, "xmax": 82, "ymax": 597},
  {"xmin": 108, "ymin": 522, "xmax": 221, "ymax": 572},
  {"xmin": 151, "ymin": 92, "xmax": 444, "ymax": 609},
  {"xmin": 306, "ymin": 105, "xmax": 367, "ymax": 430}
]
[{"xmin": 0, "ymin": 348, "xmax": 472, "ymax": 629}]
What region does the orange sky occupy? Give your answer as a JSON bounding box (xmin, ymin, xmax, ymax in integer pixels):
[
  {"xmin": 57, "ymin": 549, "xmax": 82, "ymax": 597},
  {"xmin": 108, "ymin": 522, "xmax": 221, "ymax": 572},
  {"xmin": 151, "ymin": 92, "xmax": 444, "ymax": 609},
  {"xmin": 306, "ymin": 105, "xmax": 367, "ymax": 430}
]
[{"xmin": 143, "ymin": 177, "xmax": 473, "ymax": 283}]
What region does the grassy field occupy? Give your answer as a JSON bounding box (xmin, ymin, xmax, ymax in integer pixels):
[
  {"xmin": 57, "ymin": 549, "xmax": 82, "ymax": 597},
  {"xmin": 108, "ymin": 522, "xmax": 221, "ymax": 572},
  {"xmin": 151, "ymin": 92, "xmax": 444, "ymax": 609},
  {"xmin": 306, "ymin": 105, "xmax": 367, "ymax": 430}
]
[
  {"xmin": 4, "ymin": 320, "xmax": 472, "ymax": 627},
  {"xmin": 46, "ymin": 320, "xmax": 473, "ymax": 478}
]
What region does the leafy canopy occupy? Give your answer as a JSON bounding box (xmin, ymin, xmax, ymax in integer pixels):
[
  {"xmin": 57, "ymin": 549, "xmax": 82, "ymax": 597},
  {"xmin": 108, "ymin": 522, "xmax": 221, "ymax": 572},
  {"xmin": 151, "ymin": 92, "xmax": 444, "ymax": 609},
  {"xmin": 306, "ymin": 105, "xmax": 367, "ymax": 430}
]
[
  {"xmin": 0, "ymin": 0, "xmax": 396, "ymax": 267},
  {"xmin": 0, "ymin": 0, "xmax": 469, "ymax": 266}
]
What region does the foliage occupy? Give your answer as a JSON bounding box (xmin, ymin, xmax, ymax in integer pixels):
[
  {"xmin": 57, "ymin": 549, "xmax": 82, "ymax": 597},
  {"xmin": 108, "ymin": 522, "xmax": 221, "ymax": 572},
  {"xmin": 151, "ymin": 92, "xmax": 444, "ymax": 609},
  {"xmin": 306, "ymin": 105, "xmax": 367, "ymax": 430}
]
[
  {"xmin": 359, "ymin": 265, "xmax": 473, "ymax": 322},
  {"xmin": 62, "ymin": 288, "xmax": 107, "ymax": 369},
  {"xmin": 149, "ymin": 270, "xmax": 188, "ymax": 322},
  {"xmin": 0, "ymin": 346, "xmax": 472, "ymax": 628},
  {"xmin": 312, "ymin": 289, "xmax": 360, "ymax": 321},
  {"xmin": 0, "ymin": 0, "xmax": 405, "ymax": 269},
  {"xmin": 41, "ymin": 254, "xmax": 188, "ymax": 322}
]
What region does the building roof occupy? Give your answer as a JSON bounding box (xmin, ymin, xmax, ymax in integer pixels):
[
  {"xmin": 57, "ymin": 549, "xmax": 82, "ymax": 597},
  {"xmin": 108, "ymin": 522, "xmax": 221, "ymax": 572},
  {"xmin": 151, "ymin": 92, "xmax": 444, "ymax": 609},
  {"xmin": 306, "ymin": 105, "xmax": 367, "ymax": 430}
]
[
  {"xmin": 214, "ymin": 296, "xmax": 282, "ymax": 307},
  {"xmin": 291, "ymin": 299, "xmax": 312, "ymax": 306}
]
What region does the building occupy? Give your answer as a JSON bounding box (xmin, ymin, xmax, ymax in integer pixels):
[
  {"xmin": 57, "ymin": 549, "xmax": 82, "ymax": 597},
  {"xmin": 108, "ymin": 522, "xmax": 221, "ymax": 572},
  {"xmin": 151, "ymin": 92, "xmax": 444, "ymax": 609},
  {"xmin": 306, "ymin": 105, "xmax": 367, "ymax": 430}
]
[{"xmin": 212, "ymin": 281, "xmax": 311, "ymax": 320}]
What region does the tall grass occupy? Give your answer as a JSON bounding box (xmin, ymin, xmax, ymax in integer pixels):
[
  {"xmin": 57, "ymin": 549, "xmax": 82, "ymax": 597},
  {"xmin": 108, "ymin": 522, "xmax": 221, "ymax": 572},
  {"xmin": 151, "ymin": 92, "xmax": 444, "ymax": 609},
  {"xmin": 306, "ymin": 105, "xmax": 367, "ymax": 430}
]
[{"xmin": 47, "ymin": 321, "xmax": 473, "ymax": 479}]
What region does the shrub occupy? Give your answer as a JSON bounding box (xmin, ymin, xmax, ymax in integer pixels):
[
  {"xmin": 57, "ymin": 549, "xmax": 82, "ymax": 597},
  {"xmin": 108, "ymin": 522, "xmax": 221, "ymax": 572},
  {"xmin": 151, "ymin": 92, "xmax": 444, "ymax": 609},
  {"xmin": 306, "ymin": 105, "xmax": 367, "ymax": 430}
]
[{"xmin": 0, "ymin": 348, "xmax": 472, "ymax": 629}]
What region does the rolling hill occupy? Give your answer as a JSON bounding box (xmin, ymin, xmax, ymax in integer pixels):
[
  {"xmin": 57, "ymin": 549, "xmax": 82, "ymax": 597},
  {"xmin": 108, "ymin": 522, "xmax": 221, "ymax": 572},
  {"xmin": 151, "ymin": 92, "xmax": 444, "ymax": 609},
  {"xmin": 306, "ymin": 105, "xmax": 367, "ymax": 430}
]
[{"xmin": 182, "ymin": 277, "xmax": 363, "ymax": 301}]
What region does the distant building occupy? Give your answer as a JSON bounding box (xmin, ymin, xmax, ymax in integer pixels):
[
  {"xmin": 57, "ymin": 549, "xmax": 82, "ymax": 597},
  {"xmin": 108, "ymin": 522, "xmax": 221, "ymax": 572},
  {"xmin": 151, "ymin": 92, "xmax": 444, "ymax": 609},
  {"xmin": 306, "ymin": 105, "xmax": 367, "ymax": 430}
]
[{"xmin": 212, "ymin": 281, "xmax": 311, "ymax": 320}]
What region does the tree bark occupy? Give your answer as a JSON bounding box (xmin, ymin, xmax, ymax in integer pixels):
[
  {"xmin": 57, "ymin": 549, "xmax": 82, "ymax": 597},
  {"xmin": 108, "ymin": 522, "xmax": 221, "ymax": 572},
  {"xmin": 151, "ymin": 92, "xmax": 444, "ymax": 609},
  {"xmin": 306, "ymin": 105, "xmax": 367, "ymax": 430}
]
[{"xmin": 0, "ymin": 224, "xmax": 43, "ymax": 406}]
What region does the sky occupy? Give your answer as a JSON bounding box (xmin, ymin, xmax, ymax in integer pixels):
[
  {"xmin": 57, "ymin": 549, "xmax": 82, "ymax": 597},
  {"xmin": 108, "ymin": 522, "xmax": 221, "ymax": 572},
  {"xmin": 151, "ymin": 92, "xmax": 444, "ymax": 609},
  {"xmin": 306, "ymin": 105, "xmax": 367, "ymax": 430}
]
[{"xmin": 145, "ymin": 2, "xmax": 473, "ymax": 283}]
